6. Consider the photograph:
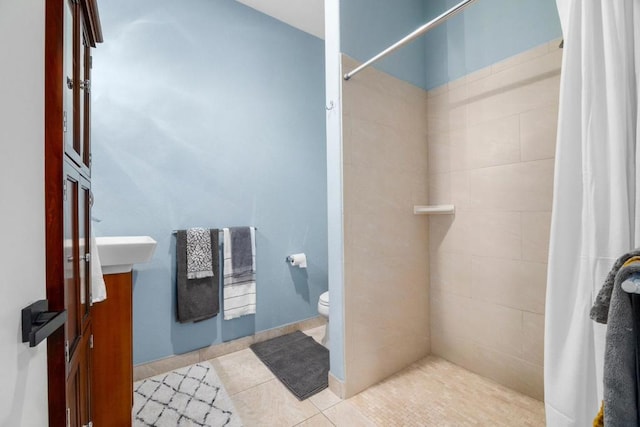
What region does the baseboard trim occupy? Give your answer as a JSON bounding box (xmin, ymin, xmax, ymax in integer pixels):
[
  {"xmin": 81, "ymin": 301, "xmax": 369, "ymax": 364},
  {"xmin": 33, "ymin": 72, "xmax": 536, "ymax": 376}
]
[
  {"xmin": 328, "ymin": 372, "xmax": 346, "ymax": 399},
  {"xmin": 133, "ymin": 316, "xmax": 326, "ymax": 381}
]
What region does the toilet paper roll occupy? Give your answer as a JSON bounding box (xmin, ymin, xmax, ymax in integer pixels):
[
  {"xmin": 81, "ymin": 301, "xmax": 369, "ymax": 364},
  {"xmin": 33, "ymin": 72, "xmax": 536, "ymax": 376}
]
[{"xmin": 288, "ymin": 253, "xmax": 307, "ymax": 268}]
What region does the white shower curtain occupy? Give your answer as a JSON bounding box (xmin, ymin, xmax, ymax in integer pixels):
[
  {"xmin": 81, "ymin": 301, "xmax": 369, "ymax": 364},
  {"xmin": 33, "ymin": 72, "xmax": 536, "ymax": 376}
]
[{"xmin": 545, "ymin": 1, "xmax": 640, "ymax": 426}]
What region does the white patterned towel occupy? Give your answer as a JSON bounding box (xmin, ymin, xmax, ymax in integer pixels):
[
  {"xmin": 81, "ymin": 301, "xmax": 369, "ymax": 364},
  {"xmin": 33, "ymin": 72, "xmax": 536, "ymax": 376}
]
[{"xmin": 187, "ymin": 227, "xmax": 214, "ymax": 279}]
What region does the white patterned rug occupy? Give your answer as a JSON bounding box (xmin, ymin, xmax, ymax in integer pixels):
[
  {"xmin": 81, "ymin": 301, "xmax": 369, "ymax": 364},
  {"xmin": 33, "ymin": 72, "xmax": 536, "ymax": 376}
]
[{"xmin": 133, "ymin": 362, "xmax": 242, "ymax": 427}]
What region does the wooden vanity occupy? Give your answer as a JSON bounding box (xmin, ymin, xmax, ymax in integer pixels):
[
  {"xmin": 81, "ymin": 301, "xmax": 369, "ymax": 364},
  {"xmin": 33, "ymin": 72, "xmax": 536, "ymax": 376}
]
[
  {"xmin": 92, "ymin": 272, "xmax": 134, "ymax": 426},
  {"xmin": 91, "ymin": 236, "xmax": 156, "ymax": 426}
]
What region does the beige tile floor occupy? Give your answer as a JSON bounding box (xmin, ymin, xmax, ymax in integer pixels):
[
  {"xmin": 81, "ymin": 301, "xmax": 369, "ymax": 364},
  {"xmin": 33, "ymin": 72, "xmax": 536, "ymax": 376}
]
[{"xmin": 209, "ymin": 326, "xmax": 545, "ymax": 426}]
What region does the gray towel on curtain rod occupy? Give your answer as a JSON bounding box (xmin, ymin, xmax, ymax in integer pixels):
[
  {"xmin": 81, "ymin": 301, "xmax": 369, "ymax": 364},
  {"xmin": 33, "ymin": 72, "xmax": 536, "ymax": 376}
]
[
  {"xmin": 176, "ymin": 229, "xmax": 219, "ymax": 323},
  {"xmin": 591, "ymin": 248, "xmax": 640, "ymax": 324}
]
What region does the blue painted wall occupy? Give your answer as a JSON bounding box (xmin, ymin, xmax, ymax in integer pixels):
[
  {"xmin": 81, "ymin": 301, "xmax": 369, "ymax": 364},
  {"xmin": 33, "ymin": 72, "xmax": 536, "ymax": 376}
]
[
  {"xmin": 423, "ymin": 0, "xmax": 562, "ymax": 89},
  {"xmin": 92, "ymin": 0, "xmax": 327, "ymax": 365},
  {"xmin": 340, "ymin": 0, "xmax": 562, "ymax": 90},
  {"xmin": 340, "ymin": 0, "xmax": 427, "ymax": 88}
]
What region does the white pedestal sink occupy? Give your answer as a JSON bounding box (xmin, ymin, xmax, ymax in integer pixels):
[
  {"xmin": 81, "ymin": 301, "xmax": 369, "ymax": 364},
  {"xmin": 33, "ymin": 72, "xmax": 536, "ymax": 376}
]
[{"xmin": 95, "ymin": 236, "xmax": 157, "ymax": 274}]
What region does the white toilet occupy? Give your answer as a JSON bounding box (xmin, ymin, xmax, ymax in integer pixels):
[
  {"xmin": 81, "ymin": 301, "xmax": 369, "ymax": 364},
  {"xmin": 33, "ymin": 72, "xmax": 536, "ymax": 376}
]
[{"xmin": 317, "ymin": 291, "xmax": 329, "ymax": 348}]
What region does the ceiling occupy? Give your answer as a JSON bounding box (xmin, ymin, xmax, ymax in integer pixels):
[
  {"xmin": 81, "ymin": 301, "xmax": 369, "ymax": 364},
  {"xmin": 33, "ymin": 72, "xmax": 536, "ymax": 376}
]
[{"xmin": 234, "ymin": 0, "xmax": 325, "ymax": 39}]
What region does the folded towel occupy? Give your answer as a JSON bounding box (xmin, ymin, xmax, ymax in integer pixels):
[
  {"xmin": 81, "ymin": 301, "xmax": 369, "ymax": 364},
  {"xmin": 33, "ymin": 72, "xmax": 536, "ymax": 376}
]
[
  {"xmin": 223, "ymin": 227, "xmax": 256, "ymax": 320},
  {"xmin": 186, "ymin": 227, "xmax": 214, "ymax": 279},
  {"xmin": 177, "ymin": 229, "xmax": 219, "ymax": 323},
  {"xmin": 600, "ymin": 256, "xmax": 640, "ymax": 426},
  {"xmin": 90, "ymin": 229, "xmax": 107, "ymax": 303},
  {"xmin": 590, "ymin": 249, "xmax": 640, "ymax": 323}
]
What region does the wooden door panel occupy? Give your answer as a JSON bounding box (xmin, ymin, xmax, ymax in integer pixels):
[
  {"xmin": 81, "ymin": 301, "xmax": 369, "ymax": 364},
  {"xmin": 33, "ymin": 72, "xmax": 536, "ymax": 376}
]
[
  {"xmin": 63, "ymin": 0, "xmax": 92, "ymax": 175},
  {"xmin": 77, "ymin": 23, "xmax": 85, "ymax": 169},
  {"xmin": 46, "ymin": 0, "xmax": 102, "ymax": 425},
  {"xmin": 64, "ymin": 169, "xmax": 81, "ymax": 360},
  {"xmin": 63, "ymin": 0, "xmax": 74, "ymax": 155},
  {"xmin": 82, "ymin": 41, "xmax": 92, "ymax": 172},
  {"xmin": 67, "ymin": 326, "xmax": 92, "ymax": 427},
  {"xmin": 79, "ymin": 323, "xmax": 93, "ymax": 427},
  {"xmin": 64, "ymin": 0, "xmax": 83, "ymax": 167},
  {"xmin": 66, "ymin": 363, "xmax": 80, "ymax": 427},
  {"xmin": 45, "ymin": 1, "xmax": 69, "ymax": 422},
  {"xmin": 79, "ymin": 178, "xmax": 91, "ymax": 325}
]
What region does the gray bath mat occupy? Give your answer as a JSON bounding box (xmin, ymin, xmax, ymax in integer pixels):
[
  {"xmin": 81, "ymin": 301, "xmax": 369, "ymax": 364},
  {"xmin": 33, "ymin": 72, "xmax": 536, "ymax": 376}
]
[{"xmin": 250, "ymin": 330, "xmax": 329, "ymax": 400}]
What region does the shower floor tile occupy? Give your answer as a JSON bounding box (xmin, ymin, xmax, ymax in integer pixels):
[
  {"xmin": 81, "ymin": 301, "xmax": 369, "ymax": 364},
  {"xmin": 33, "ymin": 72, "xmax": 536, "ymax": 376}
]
[{"xmin": 207, "ymin": 328, "xmax": 545, "ymax": 426}]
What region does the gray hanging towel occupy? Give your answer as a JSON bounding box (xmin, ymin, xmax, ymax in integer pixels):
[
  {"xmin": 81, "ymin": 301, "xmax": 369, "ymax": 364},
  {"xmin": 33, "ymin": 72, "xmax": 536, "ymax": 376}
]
[
  {"xmin": 591, "ymin": 249, "xmax": 640, "ymax": 323},
  {"xmin": 176, "ymin": 229, "xmax": 219, "ymax": 323},
  {"xmin": 600, "ymin": 257, "xmax": 640, "ymax": 427},
  {"xmin": 230, "ymin": 227, "xmax": 254, "ymax": 277},
  {"xmin": 223, "ymin": 227, "xmax": 256, "ymax": 320}
]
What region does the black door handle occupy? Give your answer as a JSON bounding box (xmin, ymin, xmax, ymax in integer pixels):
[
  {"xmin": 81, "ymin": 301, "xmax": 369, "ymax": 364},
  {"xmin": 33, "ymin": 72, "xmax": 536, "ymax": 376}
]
[{"xmin": 21, "ymin": 300, "xmax": 67, "ymax": 347}]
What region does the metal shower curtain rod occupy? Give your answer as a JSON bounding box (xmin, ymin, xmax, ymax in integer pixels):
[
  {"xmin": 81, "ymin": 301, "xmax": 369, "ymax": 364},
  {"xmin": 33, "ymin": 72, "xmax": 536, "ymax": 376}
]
[{"xmin": 343, "ymin": 0, "xmax": 479, "ymax": 81}]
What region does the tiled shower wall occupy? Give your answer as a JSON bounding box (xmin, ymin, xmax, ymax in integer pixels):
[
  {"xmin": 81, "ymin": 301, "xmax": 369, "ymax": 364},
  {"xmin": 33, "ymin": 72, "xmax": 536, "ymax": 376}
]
[
  {"xmin": 341, "ymin": 56, "xmax": 430, "ymax": 397},
  {"xmin": 427, "ymin": 40, "xmax": 562, "ymax": 400}
]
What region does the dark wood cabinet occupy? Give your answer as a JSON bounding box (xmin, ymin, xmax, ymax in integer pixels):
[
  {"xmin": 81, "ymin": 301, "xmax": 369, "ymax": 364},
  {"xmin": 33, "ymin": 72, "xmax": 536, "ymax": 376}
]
[
  {"xmin": 45, "ymin": 1, "xmax": 102, "ymax": 426},
  {"xmin": 67, "ymin": 322, "xmax": 93, "ymax": 427},
  {"xmin": 62, "ymin": 161, "xmax": 92, "ymax": 355},
  {"xmin": 62, "ymin": 163, "xmax": 81, "ymax": 358},
  {"xmin": 63, "ymin": 0, "xmax": 93, "ymax": 176}
]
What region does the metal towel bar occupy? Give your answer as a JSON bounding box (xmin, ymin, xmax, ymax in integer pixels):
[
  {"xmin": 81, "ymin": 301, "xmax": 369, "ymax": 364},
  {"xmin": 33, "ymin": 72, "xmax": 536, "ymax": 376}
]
[{"xmin": 171, "ymin": 227, "xmax": 257, "ymax": 235}]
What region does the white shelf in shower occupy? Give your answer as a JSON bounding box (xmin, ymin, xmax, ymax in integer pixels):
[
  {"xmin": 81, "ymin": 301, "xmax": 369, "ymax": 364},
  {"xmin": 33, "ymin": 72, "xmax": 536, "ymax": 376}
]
[{"xmin": 413, "ymin": 204, "xmax": 455, "ymax": 215}]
